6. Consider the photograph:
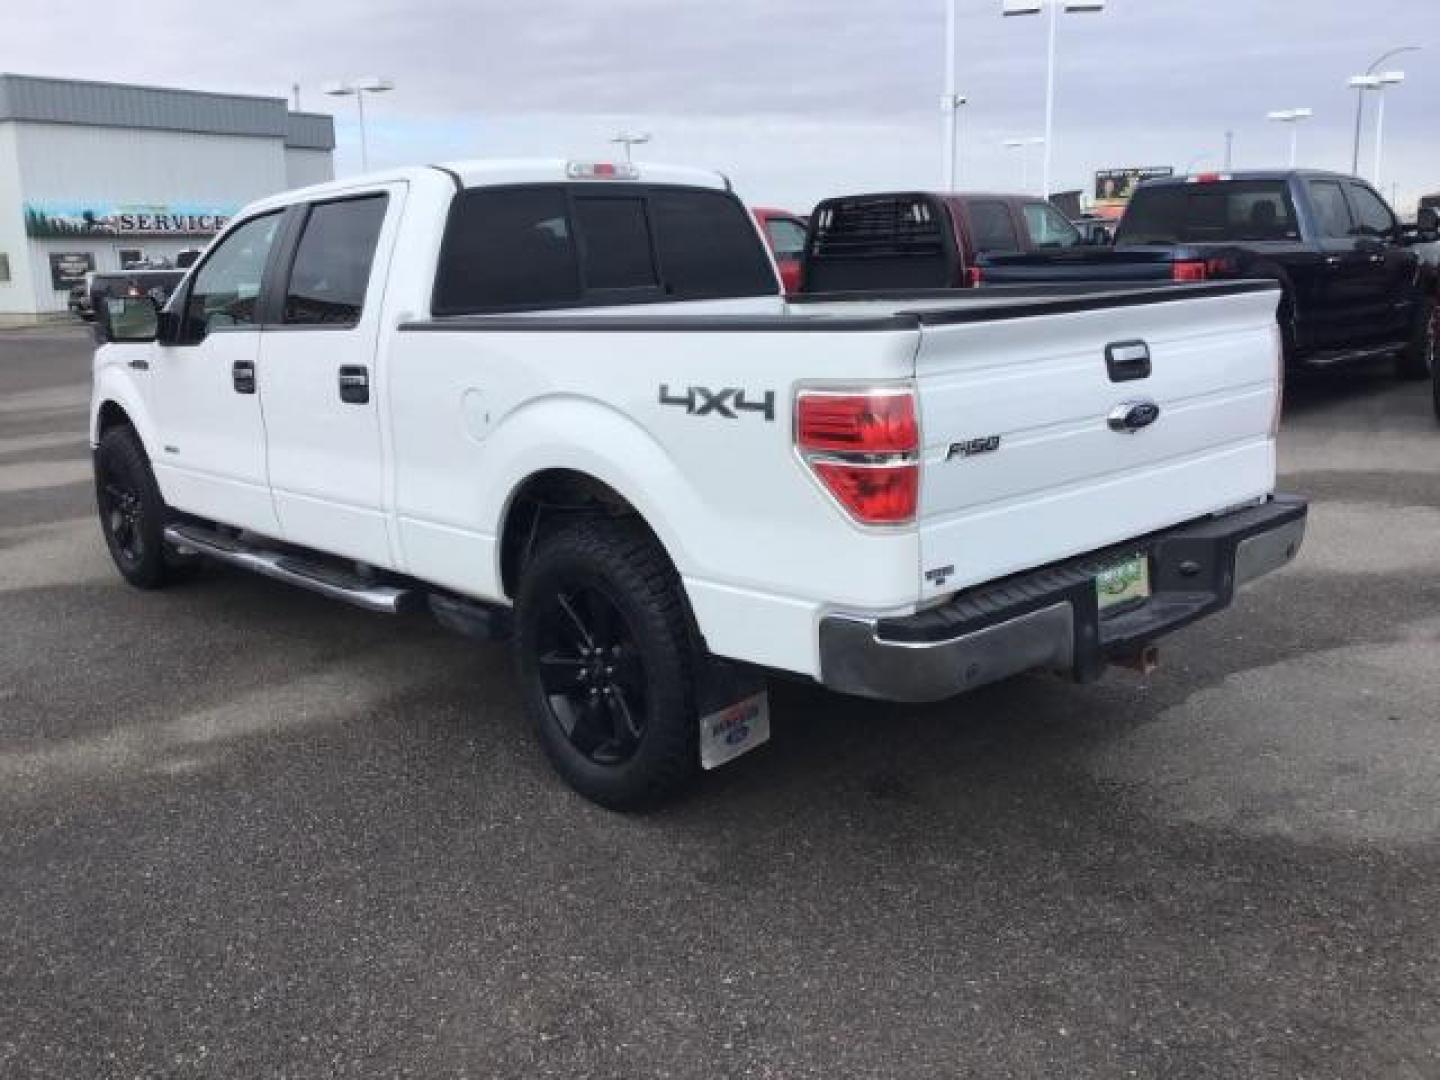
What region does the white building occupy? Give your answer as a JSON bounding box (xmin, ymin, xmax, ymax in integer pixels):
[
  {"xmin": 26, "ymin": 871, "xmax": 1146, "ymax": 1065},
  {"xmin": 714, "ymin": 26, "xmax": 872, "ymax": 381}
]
[{"xmin": 0, "ymin": 74, "xmax": 335, "ymax": 323}]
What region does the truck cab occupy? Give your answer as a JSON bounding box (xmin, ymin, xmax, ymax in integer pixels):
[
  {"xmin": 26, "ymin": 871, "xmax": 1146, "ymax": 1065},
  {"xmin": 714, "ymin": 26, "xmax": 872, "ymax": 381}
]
[{"xmin": 976, "ymin": 171, "xmax": 1439, "ymax": 375}]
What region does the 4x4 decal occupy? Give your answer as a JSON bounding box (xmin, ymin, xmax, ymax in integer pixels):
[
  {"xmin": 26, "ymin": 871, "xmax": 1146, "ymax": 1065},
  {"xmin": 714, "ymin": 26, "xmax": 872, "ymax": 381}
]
[{"xmin": 658, "ymin": 385, "xmax": 775, "ymax": 421}]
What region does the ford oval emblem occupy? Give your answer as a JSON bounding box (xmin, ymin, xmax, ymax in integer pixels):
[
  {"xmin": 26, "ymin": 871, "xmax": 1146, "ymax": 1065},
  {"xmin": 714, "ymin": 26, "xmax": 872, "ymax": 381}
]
[{"xmin": 1108, "ymin": 399, "xmax": 1161, "ymax": 434}]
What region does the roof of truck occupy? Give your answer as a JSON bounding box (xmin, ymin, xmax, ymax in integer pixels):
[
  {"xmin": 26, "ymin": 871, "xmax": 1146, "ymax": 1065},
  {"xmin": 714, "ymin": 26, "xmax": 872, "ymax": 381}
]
[{"xmin": 241, "ymin": 158, "xmax": 732, "ymax": 216}]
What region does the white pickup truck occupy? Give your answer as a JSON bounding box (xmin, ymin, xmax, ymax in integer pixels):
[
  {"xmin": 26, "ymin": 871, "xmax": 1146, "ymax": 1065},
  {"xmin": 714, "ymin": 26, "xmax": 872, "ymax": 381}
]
[{"xmin": 91, "ymin": 158, "xmax": 1307, "ymax": 807}]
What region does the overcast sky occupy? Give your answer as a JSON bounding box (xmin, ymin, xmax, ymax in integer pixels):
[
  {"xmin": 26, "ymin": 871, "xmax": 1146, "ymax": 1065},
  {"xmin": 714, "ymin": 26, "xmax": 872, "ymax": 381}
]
[{"xmin": 7, "ymin": 0, "xmax": 1439, "ymax": 211}]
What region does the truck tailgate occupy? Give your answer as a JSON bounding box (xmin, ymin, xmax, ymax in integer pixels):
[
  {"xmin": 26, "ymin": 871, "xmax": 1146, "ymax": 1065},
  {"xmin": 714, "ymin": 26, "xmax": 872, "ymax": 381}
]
[{"xmin": 914, "ymin": 286, "xmax": 1281, "ymax": 596}]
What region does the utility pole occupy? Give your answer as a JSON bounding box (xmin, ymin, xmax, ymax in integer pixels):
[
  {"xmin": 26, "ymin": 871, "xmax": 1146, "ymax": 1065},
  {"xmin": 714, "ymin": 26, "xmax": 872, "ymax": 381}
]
[{"xmin": 1224, "ymin": 130, "xmax": 1233, "ymax": 170}]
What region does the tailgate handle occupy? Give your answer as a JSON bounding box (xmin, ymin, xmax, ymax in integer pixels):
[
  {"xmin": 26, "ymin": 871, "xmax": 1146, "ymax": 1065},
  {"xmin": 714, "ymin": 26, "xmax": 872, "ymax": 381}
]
[{"xmin": 1106, "ymin": 341, "xmax": 1151, "ymax": 382}]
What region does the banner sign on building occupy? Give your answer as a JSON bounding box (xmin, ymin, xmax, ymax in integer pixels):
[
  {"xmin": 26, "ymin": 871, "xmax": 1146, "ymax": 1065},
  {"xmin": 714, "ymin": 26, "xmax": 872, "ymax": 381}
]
[
  {"xmin": 24, "ymin": 202, "xmax": 236, "ymax": 240},
  {"xmin": 48, "ymin": 252, "xmax": 95, "ymax": 290},
  {"xmin": 1094, "ymin": 167, "xmax": 1174, "ymax": 208}
]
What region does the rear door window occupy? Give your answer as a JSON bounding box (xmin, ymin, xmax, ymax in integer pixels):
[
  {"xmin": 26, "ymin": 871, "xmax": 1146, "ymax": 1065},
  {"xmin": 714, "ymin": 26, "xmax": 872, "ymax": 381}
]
[
  {"xmin": 1307, "ymin": 180, "xmax": 1353, "ymax": 239},
  {"xmin": 967, "ymin": 201, "xmax": 1020, "ymax": 253},
  {"xmin": 283, "ymin": 195, "xmax": 389, "ymax": 325},
  {"xmin": 1118, "ymin": 181, "xmax": 1300, "ymax": 244}
]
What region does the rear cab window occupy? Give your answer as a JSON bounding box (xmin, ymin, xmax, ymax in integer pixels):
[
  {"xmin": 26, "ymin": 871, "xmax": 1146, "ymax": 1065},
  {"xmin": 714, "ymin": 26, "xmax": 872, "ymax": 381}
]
[
  {"xmin": 432, "ymin": 184, "xmax": 777, "ymax": 315},
  {"xmin": 965, "ymin": 200, "xmax": 1020, "ymax": 254},
  {"xmin": 1117, "ymin": 181, "xmax": 1301, "ymax": 244}
]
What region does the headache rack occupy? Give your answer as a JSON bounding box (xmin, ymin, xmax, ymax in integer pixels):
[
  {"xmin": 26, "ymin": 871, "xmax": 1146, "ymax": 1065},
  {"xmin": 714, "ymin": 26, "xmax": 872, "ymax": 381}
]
[{"xmin": 803, "ymin": 194, "xmax": 957, "ymax": 293}]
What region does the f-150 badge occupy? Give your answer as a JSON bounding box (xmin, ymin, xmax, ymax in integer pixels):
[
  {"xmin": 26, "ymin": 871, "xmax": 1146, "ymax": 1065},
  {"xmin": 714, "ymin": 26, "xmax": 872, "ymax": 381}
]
[
  {"xmin": 659, "ymin": 384, "xmax": 776, "ymax": 421},
  {"xmin": 947, "ymin": 435, "xmax": 1001, "ymax": 460}
]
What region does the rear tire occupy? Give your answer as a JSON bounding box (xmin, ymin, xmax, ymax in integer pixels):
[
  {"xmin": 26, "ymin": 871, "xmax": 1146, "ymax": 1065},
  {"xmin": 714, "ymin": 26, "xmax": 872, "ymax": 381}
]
[
  {"xmin": 513, "ymin": 517, "xmax": 699, "ymax": 809},
  {"xmin": 1398, "ymin": 298, "xmax": 1436, "ymax": 381},
  {"xmin": 94, "ymin": 425, "xmax": 175, "ymax": 589}
]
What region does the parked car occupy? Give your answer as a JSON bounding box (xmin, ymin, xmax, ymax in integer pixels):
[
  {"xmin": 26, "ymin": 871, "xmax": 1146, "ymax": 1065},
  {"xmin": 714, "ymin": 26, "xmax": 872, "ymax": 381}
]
[
  {"xmin": 1072, "ymin": 215, "xmax": 1116, "ymax": 246},
  {"xmin": 68, "ymin": 274, "xmax": 97, "ymax": 320},
  {"xmin": 751, "ymin": 207, "xmax": 807, "ymax": 293},
  {"xmin": 91, "ymin": 158, "xmax": 1306, "ymax": 807},
  {"xmin": 799, "ymin": 191, "xmax": 1090, "ymax": 293},
  {"xmin": 974, "ymin": 170, "xmax": 1439, "ymax": 376}
]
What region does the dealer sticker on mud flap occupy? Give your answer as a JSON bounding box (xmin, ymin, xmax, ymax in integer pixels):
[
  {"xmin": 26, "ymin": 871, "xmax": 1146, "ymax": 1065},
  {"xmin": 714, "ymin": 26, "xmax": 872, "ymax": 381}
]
[{"xmin": 699, "ymin": 691, "xmax": 771, "ymax": 770}]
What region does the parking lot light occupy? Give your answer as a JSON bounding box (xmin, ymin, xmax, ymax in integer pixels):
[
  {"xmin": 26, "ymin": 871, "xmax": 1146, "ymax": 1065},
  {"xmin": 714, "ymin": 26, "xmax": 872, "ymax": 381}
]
[
  {"xmin": 1348, "ymin": 45, "xmax": 1421, "ymax": 174},
  {"xmin": 1266, "ymin": 108, "xmax": 1312, "ymax": 168},
  {"xmin": 609, "ymin": 132, "xmax": 651, "ymax": 163},
  {"xmin": 1003, "ymin": 136, "xmax": 1045, "ymax": 192},
  {"xmin": 1002, "ymin": 0, "xmax": 1106, "ymax": 198},
  {"xmin": 323, "ymin": 77, "xmax": 394, "ymax": 172}
]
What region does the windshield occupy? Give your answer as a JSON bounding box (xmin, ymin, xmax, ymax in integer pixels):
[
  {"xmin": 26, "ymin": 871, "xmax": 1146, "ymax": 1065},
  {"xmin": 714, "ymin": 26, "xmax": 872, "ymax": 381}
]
[{"xmin": 1117, "ymin": 181, "xmax": 1300, "ymax": 244}]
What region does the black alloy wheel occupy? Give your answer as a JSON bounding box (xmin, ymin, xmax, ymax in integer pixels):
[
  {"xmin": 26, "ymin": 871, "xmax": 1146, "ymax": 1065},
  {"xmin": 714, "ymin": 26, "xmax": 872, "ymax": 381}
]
[
  {"xmin": 514, "ymin": 518, "xmax": 700, "ymax": 809},
  {"xmin": 534, "ymin": 583, "xmax": 648, "ymax": 766},
  {"xmin": 94, "ymin": 424, "xmax": 174, "ymax": 589},
  {"xmin": 98, "ymin": 463, "xmax": 146, "ymax": 569}
]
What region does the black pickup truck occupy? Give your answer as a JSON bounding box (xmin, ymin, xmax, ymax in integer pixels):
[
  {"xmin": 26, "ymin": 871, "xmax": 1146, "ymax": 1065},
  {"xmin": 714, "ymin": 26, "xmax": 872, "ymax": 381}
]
[{"xmin": 974, "ymin": 171, "xmax": 1438, "ymax": 377}]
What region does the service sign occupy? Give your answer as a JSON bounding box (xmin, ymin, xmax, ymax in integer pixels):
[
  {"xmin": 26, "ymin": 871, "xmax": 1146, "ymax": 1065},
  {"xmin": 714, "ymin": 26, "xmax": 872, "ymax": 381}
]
[
  {"xmin": 24, "ymin": 202, "xmax": 236, "ymax": 240},
  {"xmin": 48, "ymin": 252, "xmax": 95, "ymax": 291},
  {"xmin": 1094, "ymin": 167, "xmax": 1174, "ymax": 207}
]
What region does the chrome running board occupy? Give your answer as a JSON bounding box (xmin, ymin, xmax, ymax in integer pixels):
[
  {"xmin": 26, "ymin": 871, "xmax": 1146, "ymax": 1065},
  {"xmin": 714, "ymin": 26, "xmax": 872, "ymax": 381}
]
[{"xmin": 164, "ymin": 523, "xmax": 416, "ymax": 614}]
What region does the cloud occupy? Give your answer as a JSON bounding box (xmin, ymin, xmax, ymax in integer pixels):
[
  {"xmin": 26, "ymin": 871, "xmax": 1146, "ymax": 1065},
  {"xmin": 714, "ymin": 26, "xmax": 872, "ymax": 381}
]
[{"xmin": 6, "ymin": 0, "xmax": 1439, "ymax": 209}]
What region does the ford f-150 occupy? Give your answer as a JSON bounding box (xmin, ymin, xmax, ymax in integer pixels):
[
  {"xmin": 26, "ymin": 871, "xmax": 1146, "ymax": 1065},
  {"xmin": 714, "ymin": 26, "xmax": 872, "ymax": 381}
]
[{"xmin": 90, "ymin": 159, "xmax": 1308, "ymax": 807}]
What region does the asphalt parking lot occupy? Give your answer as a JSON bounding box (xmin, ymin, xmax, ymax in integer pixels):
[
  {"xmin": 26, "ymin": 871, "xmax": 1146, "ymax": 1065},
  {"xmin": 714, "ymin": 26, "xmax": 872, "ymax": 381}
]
[{"xmin": 2, "ymin": 323, "xmax": 1439, "ymax": 1079}]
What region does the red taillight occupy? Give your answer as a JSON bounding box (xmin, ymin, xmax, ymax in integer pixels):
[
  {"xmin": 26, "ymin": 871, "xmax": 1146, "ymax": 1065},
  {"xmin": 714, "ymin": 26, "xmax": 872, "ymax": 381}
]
[
  {"xmin": 1172, "ymin": 259, "xmax": 1209, "ymax": 282},
  {"xmin": 811, "ymin": 462, "xmax": 919, "ymax": 525},
  {"xmin": 966, "ymin": 266, "xmax": 984, "ymax": 287},
  {"xmin": 796, "ymin": 389, "xmax": 919, "ymax": 525},
  {"xmin": 796, "ymin": 391, "xmax": 917, "ymax": 454}
]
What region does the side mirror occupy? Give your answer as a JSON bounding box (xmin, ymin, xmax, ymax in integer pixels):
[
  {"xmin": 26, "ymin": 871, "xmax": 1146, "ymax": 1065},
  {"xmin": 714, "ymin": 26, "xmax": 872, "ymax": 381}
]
[
  {"xmin": 1416, "ymin": 207, "xmax": 1439, "ymax": 243},
  {"xmin": 99, "ymin": 295, "xmax": 159, "ymax": 343}
]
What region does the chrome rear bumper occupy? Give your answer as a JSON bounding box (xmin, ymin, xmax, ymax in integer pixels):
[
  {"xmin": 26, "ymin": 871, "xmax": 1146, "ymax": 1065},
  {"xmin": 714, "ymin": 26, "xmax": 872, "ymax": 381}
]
[{"xmin": 818, "ymin": 496, "xmax": 1307, "ymax": 703}]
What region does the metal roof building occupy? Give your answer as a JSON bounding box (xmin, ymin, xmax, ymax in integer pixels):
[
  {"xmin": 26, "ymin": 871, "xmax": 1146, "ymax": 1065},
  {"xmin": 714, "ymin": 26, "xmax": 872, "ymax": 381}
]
[{"xmin": 0, "ymin": 74, "xmax": 335, "ymax": 321}]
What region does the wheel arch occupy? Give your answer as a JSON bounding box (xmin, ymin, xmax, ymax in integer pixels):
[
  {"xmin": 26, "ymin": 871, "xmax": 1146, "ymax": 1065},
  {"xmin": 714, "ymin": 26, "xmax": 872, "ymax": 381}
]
[{"xmin": 497, "ymin": 467, "xmax": 677, "ymax": 603}]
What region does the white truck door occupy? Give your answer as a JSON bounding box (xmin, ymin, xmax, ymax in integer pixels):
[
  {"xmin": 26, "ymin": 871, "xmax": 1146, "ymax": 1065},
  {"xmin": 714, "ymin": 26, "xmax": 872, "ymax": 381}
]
[
  {"xmin": 256, "ymin": 186, "xmax": 404, "ymax": 567},
  {"xmin": 145, "ymin": 211, "xmax": 285, "ymax": 536}
]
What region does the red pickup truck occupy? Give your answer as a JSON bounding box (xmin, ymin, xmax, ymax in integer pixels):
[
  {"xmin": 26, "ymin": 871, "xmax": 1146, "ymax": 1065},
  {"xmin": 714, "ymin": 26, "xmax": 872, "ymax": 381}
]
[
  {"xmin": 751, "ymin": 207, "xmax": 808, "ymax": 293},
  {"xmin": 799, "ymin": 191, "xmax": 1091, "ymax": 293}
]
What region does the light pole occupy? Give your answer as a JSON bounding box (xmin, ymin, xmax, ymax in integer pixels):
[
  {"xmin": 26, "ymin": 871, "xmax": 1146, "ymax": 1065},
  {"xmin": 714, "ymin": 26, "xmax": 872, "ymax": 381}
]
[
  {"xmin": 1004, "ymin": 137, "xmax": 1045, "ymax": 192},
  {"xmin": 942, "ymin": 93, "xmax": 969, "ymax": 190},
  {"xmin": 1002, "ymin": 0, "xmax": 1106, "ymax": 198},
  {"xmin": 1349, "ymin": 46, "xmax": 1420, "ymax": 174},
  {"xmin": 941, "ymin": 0, "xmax": 969, "ymax": 190},
  {"xmin": 1266, "ymin": 108, "xmax": 1312, "ymax": 168},
  {"xmin": 610, "ymin": 132, "xmax": 651, "ymax": 163},
  {"xmin": 323, "ymin": 77, "xmax": 394, "ymax": 172},
  {"xmin": 1348, "ymin": 71, "xmax": 1405, "ymax": 187}
]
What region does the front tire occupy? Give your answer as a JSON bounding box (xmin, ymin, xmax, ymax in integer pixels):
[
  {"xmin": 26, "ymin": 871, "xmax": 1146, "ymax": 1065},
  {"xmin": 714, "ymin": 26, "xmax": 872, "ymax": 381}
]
[
  {"xmin": 513, "ymin": 518, "xmax": 699, "ymax": 809},
  {"xmin": 94, "ymin": 425, "xmax": 174, "ymax": 589},
  {"xmin": 1399, "ymin": 298, "xmax": 1436, "ymax": 381}
]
